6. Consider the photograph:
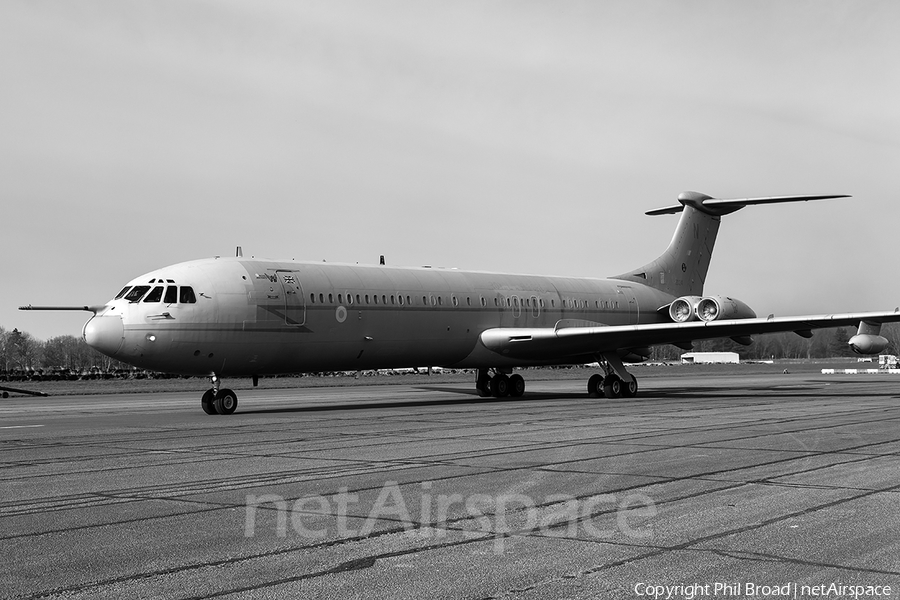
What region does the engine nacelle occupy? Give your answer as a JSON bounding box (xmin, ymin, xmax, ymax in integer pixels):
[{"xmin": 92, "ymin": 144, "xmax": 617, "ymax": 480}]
[
  {"xmin": 696, "ymin": 295, "xmax": 756, "ymax": 322},
  {"xmin": 669, "ymin": 296, "xmax": 703, "ymax": 322},
  {"xmin": 848, "ymin": 334, "xmax": 889, "ymax": 355}
]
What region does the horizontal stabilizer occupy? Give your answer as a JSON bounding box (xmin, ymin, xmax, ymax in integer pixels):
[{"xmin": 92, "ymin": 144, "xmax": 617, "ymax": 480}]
[{"xmin": 646, "ymin": 191, "xmax": 849, "ymax": 216}]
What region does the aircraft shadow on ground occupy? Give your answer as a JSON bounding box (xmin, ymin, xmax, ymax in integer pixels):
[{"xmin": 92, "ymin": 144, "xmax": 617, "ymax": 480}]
[
  {"xmin": 238, "ymin": 380, "xmax": 899, "ymax": 414},
  {"xmin": 238, "ymin": 389, "xmax": 565, "ymax": 414}
]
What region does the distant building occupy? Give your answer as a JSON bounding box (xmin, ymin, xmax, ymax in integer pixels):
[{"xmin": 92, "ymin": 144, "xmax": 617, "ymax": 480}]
[
  {"xmin": 681, "ymin": 352, "xmax": 739, "ymax": 364},
  {"xmin": 879, "ymin": 355, "xmax": 899, "ymax": 369}
]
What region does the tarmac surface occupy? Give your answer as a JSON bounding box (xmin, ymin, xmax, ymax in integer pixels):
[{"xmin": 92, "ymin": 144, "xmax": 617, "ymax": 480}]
[{"xmin": 2, "ymin": 372, "xmax": 899, "ymax": 599}]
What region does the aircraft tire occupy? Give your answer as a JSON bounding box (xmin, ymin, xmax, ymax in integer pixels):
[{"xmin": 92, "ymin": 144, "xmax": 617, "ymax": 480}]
[
  {"xmin": 490, "ymin": 374, "xmax": 510, "ymax": 398},
  {"xmin": 603, "ymin": 375, "xmax": 622, "ymax": 399},
  {"xmin": 214, "ymin": 389, "xmax": 238, "ymax": 415},
  {"xmin": 201, "ymin": 389, "xmax": 218, "ymax": 415},
  {"xmin": 622, "ymin": 377, "xmax": 638, "ymax": 398},
  {"xmin": 509, "ymin": 374, "xmax": 525, "ymax": 397},
  {"xmin": 587, "ymin": 374, "xmax": 605, "ymax": 398}
]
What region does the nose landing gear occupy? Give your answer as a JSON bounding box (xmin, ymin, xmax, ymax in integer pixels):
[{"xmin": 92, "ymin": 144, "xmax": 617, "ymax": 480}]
[{"xmin": 200, "ymin": 374, "xmax": 238, "ymax": 415}]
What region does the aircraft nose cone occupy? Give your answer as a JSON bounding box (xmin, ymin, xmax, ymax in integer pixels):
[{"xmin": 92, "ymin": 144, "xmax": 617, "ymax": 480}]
[{"xmin": 83, "ymin": 315, "xmax": 125, "ymax": 357}]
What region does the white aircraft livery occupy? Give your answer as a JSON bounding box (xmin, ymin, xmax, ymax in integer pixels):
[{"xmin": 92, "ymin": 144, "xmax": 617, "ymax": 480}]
[{"xmin": 21, "ymin": 191, "xmax": 900, "ymax": 415}]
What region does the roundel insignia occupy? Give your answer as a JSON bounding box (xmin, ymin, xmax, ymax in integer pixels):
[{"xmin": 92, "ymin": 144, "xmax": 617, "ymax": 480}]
[
  {"xmin": 335, "ymin": 306, "xmax": 347, "ymax": 323},
  {"xmin": 681, "ymin": 263, "xmax": 687, "ymax": 272}
]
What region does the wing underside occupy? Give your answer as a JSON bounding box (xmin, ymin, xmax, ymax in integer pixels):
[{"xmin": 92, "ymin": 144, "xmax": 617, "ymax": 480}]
[{"xmin": 480, "ymin": 310, "xmax": 900, "ymax": 360}]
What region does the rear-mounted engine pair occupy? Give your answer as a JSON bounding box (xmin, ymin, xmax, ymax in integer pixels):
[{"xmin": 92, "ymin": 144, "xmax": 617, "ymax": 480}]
[{"xmin": 668, "ymin": 295, "xmax": 756, "ymax": 322}]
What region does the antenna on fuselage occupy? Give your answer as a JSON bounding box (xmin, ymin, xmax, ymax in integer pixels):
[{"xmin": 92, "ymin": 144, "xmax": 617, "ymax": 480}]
[
  {"xmin": 236, "ymin": 246, "xmax": 243, "ymax": 258},
  {"xmin": 380, "ymin": 255, "xmax": 385, "ymax": 265}
]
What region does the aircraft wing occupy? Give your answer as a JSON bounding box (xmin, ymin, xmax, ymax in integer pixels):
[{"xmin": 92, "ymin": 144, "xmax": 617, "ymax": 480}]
[{"xmin": 480, "ymin": 310, "xmax": 900, "ymax": 360}]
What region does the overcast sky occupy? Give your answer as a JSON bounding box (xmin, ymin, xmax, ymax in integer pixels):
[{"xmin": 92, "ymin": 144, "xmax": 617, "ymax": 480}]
[{"xmin": 2, "ymin": 0, "xmax": 898, "ymax": 340}]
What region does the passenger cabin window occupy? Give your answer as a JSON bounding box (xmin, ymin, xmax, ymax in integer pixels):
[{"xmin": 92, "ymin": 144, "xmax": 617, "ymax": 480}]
[
  {"xmin": 125, "ymin": 286, "xmax": 151, "ymax": 302},
  {"xmin": 143, "ymin": 286, "xmax": 164, "ymax": 303},
  {"xmin": 115, "ymin": 287, "xmax": 131, "ymax": 300},
  {"xmin": 180, "ymin": 286, "xmax": 197, "ymax": 304}
]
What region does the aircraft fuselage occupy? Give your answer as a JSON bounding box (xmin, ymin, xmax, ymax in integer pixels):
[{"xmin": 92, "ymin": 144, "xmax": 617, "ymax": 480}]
[{"xmin": 85, "ymin": 257, "xmax": 675, "ymax": 377}]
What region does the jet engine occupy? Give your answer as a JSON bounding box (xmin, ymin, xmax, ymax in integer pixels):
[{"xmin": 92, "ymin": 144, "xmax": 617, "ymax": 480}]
[
  {"xmin": 668, "ymin": 295, "xmax": 756, "ymax": 322},
  {"xmin": 668, "ymin": 296, "xmax": 703, "ymax": 322},
  {"xmin": 696, "ymin": 295, "xmax": 756, "ymax": 322},
  {"xmin": 848, "ymin": 334, "xmax": 889, "ymax": 355}
]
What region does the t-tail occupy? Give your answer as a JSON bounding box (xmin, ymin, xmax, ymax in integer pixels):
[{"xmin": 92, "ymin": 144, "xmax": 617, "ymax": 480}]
[{"xmin": 611, "ymin": 191, "xmax": 849, "ymax": 298}]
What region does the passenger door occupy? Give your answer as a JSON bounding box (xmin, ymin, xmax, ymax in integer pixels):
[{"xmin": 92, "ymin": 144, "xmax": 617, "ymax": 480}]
[{"xmin": 273, "ymin": 270, "xmax": 306, "ymax": 326}]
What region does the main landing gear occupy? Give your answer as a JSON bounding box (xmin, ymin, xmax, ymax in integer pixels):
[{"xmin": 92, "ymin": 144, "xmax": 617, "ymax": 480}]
[
  {"xmin": 201, "ymin": 374, "xmax": 238, "ymax": 415},
  {"xmin": 476, "ymin": 368, "xmax": 525, "ymax": 398},
  {"xmin": 587, "ymin": 353, "xmax": 638, "ymax": 399}
]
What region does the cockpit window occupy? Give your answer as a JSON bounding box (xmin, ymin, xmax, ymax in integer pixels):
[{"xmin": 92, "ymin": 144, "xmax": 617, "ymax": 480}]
[
  {"xmin": 115, "ymin": 287, "xmax": 131, "ymax": 300},
  {"xmin": 124, "ymin": 286, "xmax": 151, "ymax": 302},
  {"xmin": 164, "ymin": 286, "xmax": 177, "ymax": 304},
  {"xmin": 180, "ymin": 286, "xmax": 197, "ymax": 303},
  {"xmin": 143, "ymin": 286, "xmax": 164, "ymax": 303}
]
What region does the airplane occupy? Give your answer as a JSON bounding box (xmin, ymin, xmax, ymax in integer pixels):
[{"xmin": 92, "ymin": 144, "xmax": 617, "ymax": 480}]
[{"xmin": 20, "ymin": 191, "xmax": 900, "ymax": 416}]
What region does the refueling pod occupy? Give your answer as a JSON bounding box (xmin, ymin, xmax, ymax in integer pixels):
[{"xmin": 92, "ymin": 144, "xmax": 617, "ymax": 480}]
[{"xmin": 848, "ymin": 321, "xmax": 890, "ymax": 354}]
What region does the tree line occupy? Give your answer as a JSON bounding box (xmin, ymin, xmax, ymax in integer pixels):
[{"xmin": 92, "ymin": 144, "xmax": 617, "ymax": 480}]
[{"xmin": 0, "ymin": 326, "xmax": 131, "ymax": 380}]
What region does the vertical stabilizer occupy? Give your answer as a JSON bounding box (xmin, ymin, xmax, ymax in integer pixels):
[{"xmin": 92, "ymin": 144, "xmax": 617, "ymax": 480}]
[{"xmin": 611, "ymin": 191, "xmax": 848, "ymax": 298}]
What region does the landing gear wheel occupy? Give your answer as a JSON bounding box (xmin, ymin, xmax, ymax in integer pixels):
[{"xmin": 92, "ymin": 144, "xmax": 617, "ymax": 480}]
[
  {"xmin": 490, "ymin": 374, "xmax": 510, "ymax": 398},
  {"xmin": 509, "ymin": 374, "xmax": 525, "ymax": 397},
  {"xmin": 201, "ymin": 389, "xmax": 218, "ymax": 415},
  {"xmin": 587, "ymin": 374, "xmax": 605, "ymax": 398},
  {"xmin": 622, "ymin": 377, "xmax": 638, "ymax": 398},
  {"xmin": 214, "ymin": 388, "xmax": 238, "ymax": 415},
  {"xmin": 603, "ymin": 375, "xmax": 622, "ymax": 399}
]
